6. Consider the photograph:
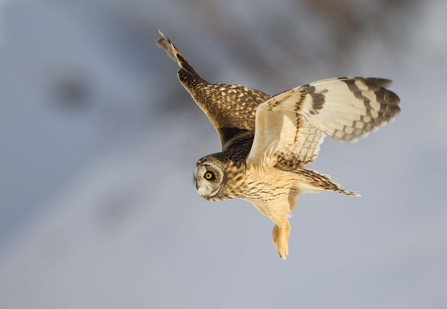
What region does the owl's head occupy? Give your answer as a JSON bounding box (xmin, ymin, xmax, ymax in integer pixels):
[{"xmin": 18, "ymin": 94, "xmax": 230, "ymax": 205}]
[
  {"xmin": 193, "ymin": 157, "xmax": 226, "ymax": 201},
  {"xmin": 194, "ymin": 152, "xmax": 247, "ymax": 201}
]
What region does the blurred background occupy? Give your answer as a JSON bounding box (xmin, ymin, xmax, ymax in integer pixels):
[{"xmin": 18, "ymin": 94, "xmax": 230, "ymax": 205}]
[{"xmin": 1, "ymin": 0, "xmax": 446, "ymax": 308}]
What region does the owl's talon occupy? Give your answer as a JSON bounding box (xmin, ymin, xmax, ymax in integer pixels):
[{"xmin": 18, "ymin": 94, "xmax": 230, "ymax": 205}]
[{"xmin": 277, "ymin": 245, "xmax": 288, "ymax": 260}]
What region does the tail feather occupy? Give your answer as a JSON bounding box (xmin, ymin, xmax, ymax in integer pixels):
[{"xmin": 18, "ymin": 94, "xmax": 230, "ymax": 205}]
[
  {"xmin": 157, "ymin": 30, "xmax": 202, "ymax": 79},
  {"xmin": 293, "ymin": 168, "xmax": 360, "ymax": 197}
]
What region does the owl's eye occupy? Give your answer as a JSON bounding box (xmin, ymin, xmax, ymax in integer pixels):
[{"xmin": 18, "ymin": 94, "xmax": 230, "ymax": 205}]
[{"xmin": 204, "ymin": 171, "xmax": 215, "ymax": 180}]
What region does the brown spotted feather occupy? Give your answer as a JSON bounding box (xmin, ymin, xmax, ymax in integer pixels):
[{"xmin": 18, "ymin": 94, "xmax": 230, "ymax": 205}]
[{"xmin": 157, "ymin": 30, "xmax": 269, "ymax": 150}]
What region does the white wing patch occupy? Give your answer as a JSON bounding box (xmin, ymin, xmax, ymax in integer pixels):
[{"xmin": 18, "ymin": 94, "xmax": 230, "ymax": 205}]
[
  {"xmin": 300, "ymin": 77, "xmax": 400, "ymax": 142},
  {"xmin": 247, "ymin": 77, "xmax": 400, "ymax": 169}
]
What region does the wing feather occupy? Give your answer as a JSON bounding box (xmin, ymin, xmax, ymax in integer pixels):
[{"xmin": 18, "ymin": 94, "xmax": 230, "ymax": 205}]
[
  {"xmin": 247, "ymin": 77, "xmax": 400, "ymax": 169},
  {"xmin": 157, "ymin": 31, "xmax": 270, "ymax": 150}
]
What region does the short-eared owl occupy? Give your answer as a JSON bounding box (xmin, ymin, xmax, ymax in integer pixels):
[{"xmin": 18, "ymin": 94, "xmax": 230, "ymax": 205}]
[{"xmin": 157, "ymin": 31, "xmax": 400, "ymax": 260}]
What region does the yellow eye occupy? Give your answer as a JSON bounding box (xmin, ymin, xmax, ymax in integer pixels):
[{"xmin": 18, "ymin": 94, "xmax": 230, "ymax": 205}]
[{"xmin": 204, "ymin": 172, "xmax": 214, "ymax": 180}]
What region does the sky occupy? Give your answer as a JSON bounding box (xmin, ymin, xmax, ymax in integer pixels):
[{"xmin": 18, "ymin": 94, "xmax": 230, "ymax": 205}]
[{"xmin": 0, "ymin": 1, "xmax": 446, "ymax": 308}]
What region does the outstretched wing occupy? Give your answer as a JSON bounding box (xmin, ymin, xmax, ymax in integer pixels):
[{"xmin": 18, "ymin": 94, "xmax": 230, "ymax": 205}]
[
  {"xmin": 246, "ymin": 77, "xmax": 401, "ymax": 169},
  {"xmin": 157, "ymin": 31, "xmax": 270, "ymax": 150}
]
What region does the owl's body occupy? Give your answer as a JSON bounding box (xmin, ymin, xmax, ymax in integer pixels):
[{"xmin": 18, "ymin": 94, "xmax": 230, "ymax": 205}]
[{"xmin": 157, "ymin": 31, "xmax": 400, "ymax": 259}]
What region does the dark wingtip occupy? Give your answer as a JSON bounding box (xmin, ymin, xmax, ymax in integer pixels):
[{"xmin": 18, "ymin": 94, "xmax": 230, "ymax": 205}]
[
  {"xmin": 156, "ymin": 30, "xmax": 202, "ymax": 76},
  {"xmin": 156, "ymin": 30, "xmax": 178, "ymax": 62}
]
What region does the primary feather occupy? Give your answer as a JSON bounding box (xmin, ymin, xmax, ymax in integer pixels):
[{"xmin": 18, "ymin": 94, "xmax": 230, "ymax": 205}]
[{"xmin": 247, "ymin": 77, "xmax": 401, "ymax": 169}]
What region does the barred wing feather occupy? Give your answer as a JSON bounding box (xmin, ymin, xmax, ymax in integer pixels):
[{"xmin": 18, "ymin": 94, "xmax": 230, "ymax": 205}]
[{"xmin": 247, "ymin": 77, "xmax": 400, "ymax": 169}]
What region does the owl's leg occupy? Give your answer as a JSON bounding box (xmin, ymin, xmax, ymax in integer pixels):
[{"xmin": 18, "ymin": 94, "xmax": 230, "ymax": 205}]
[
  {"xmin": 257, "ymin": 196, "xmax": 292, "ymax": 259},
  {"xmin": 271, "ymin": 224, "xmax": 285, "ymax": 257},
  {"xmin": 271, "ymin": 220, "xmax": 290, "ymax": 260},
  {"xmin": 272, "ymin": 224, "xmax": 280, "ymax": 246}
]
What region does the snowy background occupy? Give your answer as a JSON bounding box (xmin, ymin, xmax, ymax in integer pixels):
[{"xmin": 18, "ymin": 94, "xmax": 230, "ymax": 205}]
[{"xmin": 1, "ymin": 0, "xmax": 447, "ymax": 308}]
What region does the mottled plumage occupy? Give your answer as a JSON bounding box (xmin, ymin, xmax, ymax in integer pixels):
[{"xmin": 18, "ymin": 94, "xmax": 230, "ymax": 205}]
[{"xmin": 157, "ymin": 30, "xmax": 401, "ymax": 260}]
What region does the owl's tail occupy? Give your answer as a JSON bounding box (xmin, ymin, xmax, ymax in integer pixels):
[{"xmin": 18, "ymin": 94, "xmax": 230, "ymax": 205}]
[
  {"xmin": 295, "ymin": 168, "xmax": 361, "ymax": 197},
  {"xmin": 157, "ymin": 30, "xmax": 203, "ymax": 80}
]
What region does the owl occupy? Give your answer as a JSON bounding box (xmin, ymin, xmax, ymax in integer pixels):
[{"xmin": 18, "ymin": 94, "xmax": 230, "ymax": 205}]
[{"xmin": 157, "ymin": 31, "xmax": 400, "ymax": 260}]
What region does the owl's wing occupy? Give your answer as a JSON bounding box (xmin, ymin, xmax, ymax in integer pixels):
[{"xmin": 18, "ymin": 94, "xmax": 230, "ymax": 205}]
[
  {"xmin": 157, "ymin": 31, "xmax": 270, "ymax": 150},
  {"xmin": 246, "ymin": 77, "xmax": 401, "ymax": 169}
]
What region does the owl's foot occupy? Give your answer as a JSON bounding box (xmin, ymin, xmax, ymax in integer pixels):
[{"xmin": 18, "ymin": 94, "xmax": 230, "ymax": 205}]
[
  {"xmin": 277, "ymin": 243, "xmax": 289, "ymax": 260},
  {"xmin": 272, "ymin": 224, "xmax": 290, "ymax": 260}
]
